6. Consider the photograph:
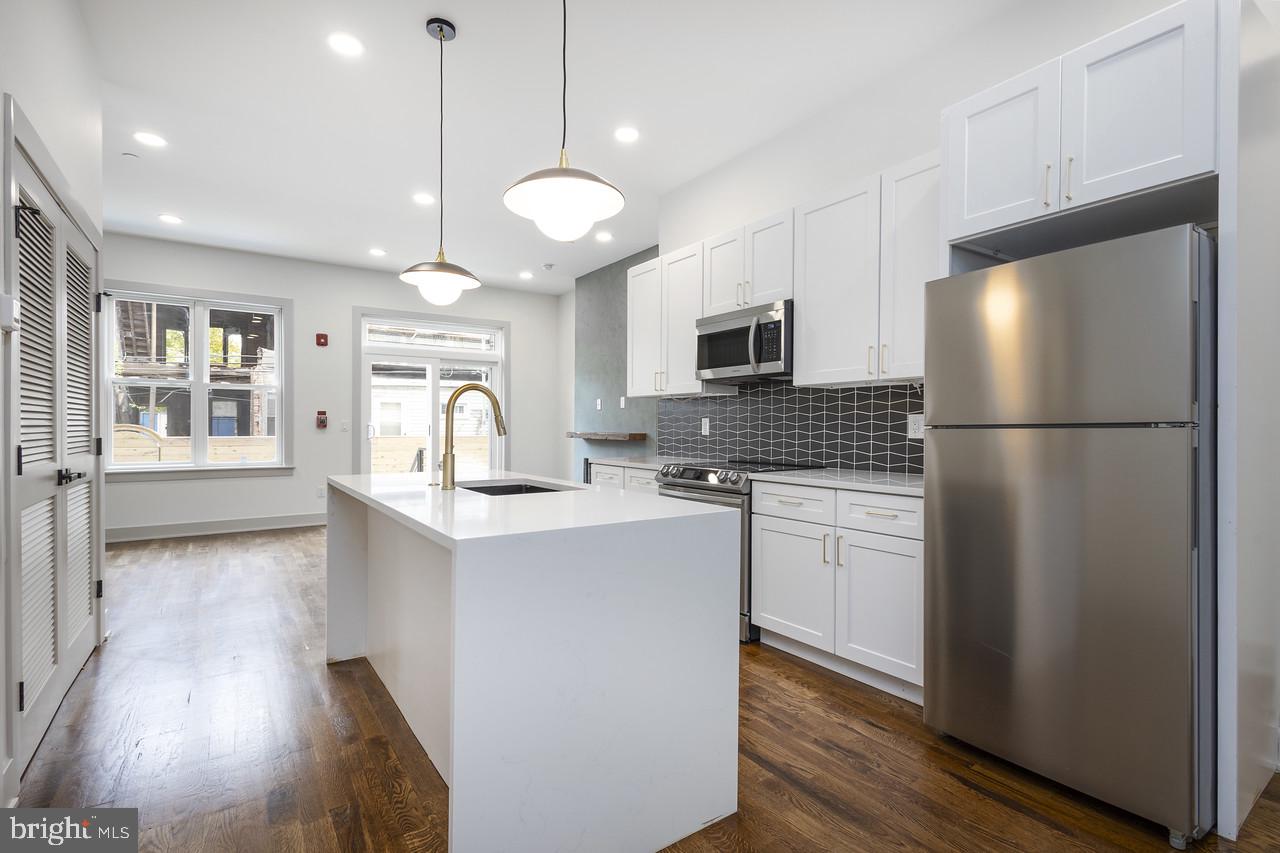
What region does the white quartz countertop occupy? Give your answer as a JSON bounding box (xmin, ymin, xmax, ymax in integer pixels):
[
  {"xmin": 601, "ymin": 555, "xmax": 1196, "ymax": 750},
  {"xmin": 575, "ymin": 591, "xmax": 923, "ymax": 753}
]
[
  {"xmin": 327, "ymin": 470, "xmax": 734, "ymax": 549},
  {"xmin": 589, "ymin": 457, "xmax": 924, "ymax": 498}
]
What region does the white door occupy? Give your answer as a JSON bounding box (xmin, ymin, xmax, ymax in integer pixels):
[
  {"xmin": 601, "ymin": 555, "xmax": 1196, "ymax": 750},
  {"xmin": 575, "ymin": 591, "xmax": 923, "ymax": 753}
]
[
  {"xmin": 878, "ymin": 153, "xmax": 941, "ymax": 381},
  {"xmin": 361, "ymin": 357, "xmax": 437, "ymax": 475},
  {"xmin": 750, "ymin": 514, "xmax": 834, "ymax": 652},
  {"xmin": 701, "ymin": 227, "xmax": 744, "ymax": 317},
  {"xmin": 626, "ymin": 259, "xmax": 663, "ymax": 398},
  {"xmin": 8, "ymin": 154, "xmax": 100, "ymax": 772},
  {"xmin": 834, "ymin": 530, "xmax": 923, "ymax": 685},
  {"xmin": 793, "ymin": 175, "xmax": 881, "ymax": 386},
  {"xmin": 660, "ymin": 242, "xmax": 703, "ymax": 396},
  {"xmin": 943, "ymin": 58, "xmax": 1062, "ymax": 240},
  {"xmin": 743, "ymin": 209, "xmax": 793, "ymax": 307},
  {"xmin": 1059, "ymin": 0, "xmax": 1216, "ymax": 209}
]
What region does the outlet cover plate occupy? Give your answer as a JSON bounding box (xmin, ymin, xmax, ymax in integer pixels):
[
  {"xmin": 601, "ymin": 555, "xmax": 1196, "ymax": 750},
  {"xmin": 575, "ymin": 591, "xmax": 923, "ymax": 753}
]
[{"xmin": 908, "ymin": 414, "xmax": 925, "ymax": 439}]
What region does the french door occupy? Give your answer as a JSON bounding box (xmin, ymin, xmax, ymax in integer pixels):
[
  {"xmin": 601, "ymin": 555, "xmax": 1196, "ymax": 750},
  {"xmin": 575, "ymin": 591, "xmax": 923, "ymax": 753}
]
[
  {"xmin": 361, "ymin": 355, "xmax": 439, "ymax": 475},
  {"xmin": 6, "ymin": 148, "xmax": 101, "ymax": 772}
]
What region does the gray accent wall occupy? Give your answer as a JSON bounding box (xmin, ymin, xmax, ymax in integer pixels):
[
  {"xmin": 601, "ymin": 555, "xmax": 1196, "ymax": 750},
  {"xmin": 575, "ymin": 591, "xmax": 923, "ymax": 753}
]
[{"xmin": 571, "ymin": 246, "xmax": 659, "ymax": 478}]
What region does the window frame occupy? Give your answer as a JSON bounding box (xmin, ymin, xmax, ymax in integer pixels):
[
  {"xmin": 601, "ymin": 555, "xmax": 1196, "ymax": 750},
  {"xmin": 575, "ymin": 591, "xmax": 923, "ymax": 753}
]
[
  {"xmin": 103, "ymin": 281, "xmax": 293, "ymax": 479},
  {"xmin": 354, "ymin": 309, "xmax": 508, "ymax": 475}
]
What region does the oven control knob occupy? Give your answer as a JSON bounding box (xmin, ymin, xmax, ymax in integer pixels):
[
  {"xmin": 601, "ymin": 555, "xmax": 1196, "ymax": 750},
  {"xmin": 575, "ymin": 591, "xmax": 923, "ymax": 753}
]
[
  {"xmin": 659, "ymin": 465, "xmax": 670, "ymax": 476},
  {"xmin": 730, "ymin": 472, "xmax": 743, "ymax": 485},
  {"xmin": 671, "ymin": 467, "xmax": 682, "ymax": 477}
]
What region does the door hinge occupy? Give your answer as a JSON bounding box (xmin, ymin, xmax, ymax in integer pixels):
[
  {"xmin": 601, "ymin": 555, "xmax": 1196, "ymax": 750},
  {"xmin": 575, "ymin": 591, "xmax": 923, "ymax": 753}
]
[
  {"xmin": 17, "ymin": 681, "xmax": 24, "ymax": 713},
  {"xmin": 95, "ymin": 579, "xmax": 103, "ymax": 599},
  {"xmin": 15, "ymin": 444, "xmax": 22, "ymax": 476},
  {"xmin": 94, "ymin": 293, "xmax": 102, "ymax": 313},
  {"xmin": 95, "ymin": 437, "xmax": 103, "ymax": 456}
]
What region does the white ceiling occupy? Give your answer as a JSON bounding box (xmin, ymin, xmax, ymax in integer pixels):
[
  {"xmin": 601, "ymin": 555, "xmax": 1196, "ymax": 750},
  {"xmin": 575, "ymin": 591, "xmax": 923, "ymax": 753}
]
[{"xmin": 81, "ymin": 0, "xmax": 1016, "ymax": 294}]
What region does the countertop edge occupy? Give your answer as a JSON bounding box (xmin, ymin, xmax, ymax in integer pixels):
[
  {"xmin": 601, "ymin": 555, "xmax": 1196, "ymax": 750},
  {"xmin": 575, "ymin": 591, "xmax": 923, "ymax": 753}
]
[{"xmin": 587, "ymin": 458, "xmax": 924, "ymax": 499}]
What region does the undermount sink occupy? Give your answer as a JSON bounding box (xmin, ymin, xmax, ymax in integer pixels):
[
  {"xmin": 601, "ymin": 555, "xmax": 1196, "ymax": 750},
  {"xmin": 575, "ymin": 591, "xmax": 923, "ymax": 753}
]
[{"xmin": 459, "ymin": 479, "xmax": 580, "ymax": 496}]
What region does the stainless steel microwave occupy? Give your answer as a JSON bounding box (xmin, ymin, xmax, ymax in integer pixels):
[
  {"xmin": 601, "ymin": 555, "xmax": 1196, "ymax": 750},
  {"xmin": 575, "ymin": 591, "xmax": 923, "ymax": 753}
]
[{"xmin": 695, "ymin": 300, "xmax": 792, "ymax": 383}]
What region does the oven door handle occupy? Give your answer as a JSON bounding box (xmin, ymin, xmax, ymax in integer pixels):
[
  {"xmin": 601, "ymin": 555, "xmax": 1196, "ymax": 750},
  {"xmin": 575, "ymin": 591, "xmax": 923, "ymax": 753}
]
[
  {"xmin": 747, "ymin": 316, "xmax": 760, "ymax": 373},
  {"xmin": 658, "ymin": 484, "xmax": 747, "ymax": 508}
]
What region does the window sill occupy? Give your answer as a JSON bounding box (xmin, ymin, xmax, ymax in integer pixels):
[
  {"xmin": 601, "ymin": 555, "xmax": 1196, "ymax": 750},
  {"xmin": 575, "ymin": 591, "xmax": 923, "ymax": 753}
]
[{"xmin": 106, "ymin": 465, "xmax": 295, "ymax": 484}]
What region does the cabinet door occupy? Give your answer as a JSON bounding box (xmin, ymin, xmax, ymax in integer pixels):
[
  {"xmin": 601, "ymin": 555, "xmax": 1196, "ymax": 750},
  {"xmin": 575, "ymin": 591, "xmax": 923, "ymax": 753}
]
[
  {"xmin": 743, "ymin": 209, "xmax": 793, "ymax": 307},
  {"xmin": 751, "ymin": 514, "xmax": 834, "ymax": 652},
  {"xmin": 702, "ymin": 227, "xmax": 744, "ymax": 317},
  {"xmin": 623, "ymin": 467, "xmax": 659, "ymax": 493},
  {"xmin": 792, "ymin": 175, "xmax": 881, "ymax": 386},
  {"xmin": 590, "ymin": 464, "xmax": 624, "ymax": 487},
  {"xmin": 835, "ymin": 530, "xmax": 923, "ymax": 685},
  {"xmin": 626, "ymin": 259, "xmax": 663, "ymax": 398},
  {"xmin": 660, "ymin": 242, "xmax": 704, "ymax": 396},
  {"xmin": 942, "ymin": 58, "xmax": 1062, "ymax": 240},
  {"xmin": 1059, "ymin": 0, "xmax": 1215, "ymax": 208},
  {"xmin": 879, "ymin": 153, "xmax": 940, "ymax": 381}
]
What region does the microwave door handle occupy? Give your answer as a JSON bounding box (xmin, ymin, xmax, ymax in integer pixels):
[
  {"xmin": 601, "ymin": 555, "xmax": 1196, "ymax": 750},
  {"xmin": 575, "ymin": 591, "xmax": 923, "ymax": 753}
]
[{"xmin": 747, "ymin": 316, "xmax": 760, "ymax": 373}]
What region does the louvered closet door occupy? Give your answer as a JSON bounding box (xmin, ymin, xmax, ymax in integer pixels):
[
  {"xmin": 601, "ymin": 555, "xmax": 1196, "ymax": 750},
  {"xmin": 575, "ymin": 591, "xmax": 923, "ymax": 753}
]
[{"xmin": 10, "ymin": 151, "xmax": 100, "ymax": 772}]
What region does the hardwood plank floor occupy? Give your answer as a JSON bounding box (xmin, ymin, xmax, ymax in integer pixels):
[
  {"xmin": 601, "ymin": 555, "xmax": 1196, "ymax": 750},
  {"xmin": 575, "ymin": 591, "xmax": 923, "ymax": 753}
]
[{"xmin": 18, "ymin": 527, "xmax": 1280, "ymax": 852}]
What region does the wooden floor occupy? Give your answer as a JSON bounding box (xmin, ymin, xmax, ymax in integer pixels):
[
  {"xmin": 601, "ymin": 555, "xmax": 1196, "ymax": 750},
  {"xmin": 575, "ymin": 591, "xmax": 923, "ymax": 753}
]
[{"xmin": 19, "ymin": 528, "xmax": 1280, "ymax": 852}]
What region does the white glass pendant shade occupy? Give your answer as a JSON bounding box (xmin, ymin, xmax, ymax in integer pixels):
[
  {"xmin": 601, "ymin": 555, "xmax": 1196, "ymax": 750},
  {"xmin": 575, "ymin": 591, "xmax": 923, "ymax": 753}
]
[
  {"xmin": 503, "ymin": 154, "xmax": 625, "ymax": 242},
  {"xmin": 400, "ymin": 251, "xmax": 480, "ymax": 305}
]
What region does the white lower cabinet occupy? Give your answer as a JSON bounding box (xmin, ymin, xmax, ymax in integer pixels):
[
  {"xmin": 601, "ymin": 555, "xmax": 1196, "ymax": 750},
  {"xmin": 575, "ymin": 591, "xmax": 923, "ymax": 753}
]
[
  {"xmin": 752, "ymin": 482, "xmax": 924, "ymax": 686},
  {"xmin": 751, "ymin": 514, "xmax": 835, "ymax": 651},
  {"xmin": 624, "ymin": 467, "xmax": 659, "ymax": 493},
  {"xmin": 589, "ymin": 464, "xmax": 624, "ymax": 487},
  {"xmin": 834, "ymin": 530, "xmax": 924, "ymax": 686}
]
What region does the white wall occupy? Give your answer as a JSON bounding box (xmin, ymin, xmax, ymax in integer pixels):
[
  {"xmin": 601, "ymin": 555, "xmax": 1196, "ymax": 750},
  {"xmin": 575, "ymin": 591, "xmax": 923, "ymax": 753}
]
[
  {"xmin": 556, "ymin": 290, "xmax": 576, "ymax": 480},
  {"xmin": 657, "ymin": 0, "xmax": 1170, "ymax": 251},
  {"xmin": 0, "ymin": 0, "xmax": 102, "ymax": 231},
  {"xmin": 102, "ymin": 234, "xmax": 566, "ymax": 535},
  {"xmin": 0, "ymin": 0, "xmax": 101, "ymax": 805},
  {"xmin": 1217, "ymin": 0, "xmax": 1280, "ymax": 836}
]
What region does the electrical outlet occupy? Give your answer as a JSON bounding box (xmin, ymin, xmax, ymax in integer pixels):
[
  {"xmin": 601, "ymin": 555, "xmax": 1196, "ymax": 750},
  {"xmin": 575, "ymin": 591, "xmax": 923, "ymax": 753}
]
[
  {"xmin": 315, "ymin": 487, "xmax": 326, "ymax": 499},
  {"xmin": 595, "ymin": 398, "xmax": 602, "ymax": 411},
  {"xmin": 340, "ymin": 420, "xmax": 351, "ymax": 432},
  {"xmin": 908, "ymin": 414, "xmax": 925, "ymax": 439},
  {"xmin": 619, "ymin": 396, "xmax": 626, "ymax": 409},
  {"xmin": 701, "ymin": 417, "xmax": 710, "ymax": 437}
]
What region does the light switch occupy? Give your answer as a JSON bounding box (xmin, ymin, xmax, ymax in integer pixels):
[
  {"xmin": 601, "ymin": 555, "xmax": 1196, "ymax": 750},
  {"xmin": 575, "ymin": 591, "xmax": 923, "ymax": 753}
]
[
  {"xmin": 340, "ymin": 420, "xmax": 351, "ymax": 432},
  {"xmin": 908, "ymin": 414, "xmax": 925, "ymax": 439},
  {"xmin": 619, "ymin": 396, "xmax": 626, "ymax": 409},
  {"xmin": 701, "ymin": 417, "xmax": 710, "ymax": 437},
  {"xmin": 596, "ymin": 398, "xmax": 602, "ymax": 411}
]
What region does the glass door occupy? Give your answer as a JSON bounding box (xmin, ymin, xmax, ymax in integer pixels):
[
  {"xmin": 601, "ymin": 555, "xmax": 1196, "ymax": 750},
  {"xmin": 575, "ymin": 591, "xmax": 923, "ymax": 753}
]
[
  {"xmin": 362, "ymin": 356, "xmax": 438, "ymax": 474},
  {"xmin": 438, "ymin": 362, "xmax": 499, "ymax": 480}
]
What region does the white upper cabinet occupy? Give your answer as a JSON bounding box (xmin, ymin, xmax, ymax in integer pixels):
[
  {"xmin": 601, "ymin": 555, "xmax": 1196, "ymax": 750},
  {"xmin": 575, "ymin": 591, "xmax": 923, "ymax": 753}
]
[
  {"xmin": 1059, "ymin": 0, "xmax": 1216, "ymax": 208},
  {"xmin": 661, "ymin": 242, "xmax": 705, "ymax": 396},
  {"xmin": 626, "ymin": 259, "xmax": 663, "ymax": 398},
  {"xmin": 878, "ymin": 153, "xmax": 940, "ymax": 381},
  {"xmin": 943, "ymin": 59, "xmax": 1063, "ymax": 241},
  {"xmin": 793, "ymin": 175, "xmax": 881, "ymax": 386},
  {"xmin": 702, "ymin": 227, "xmax": 745, "ymax": 316},
  {"xmin": 743, "ymin": 209, "xmax": 794, "ymax": 307}
]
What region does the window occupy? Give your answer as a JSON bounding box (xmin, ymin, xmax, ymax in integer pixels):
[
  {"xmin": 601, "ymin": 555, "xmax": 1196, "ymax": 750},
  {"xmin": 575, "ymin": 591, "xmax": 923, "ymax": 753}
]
[{"xmin": 108, "ymin": 291, "xmax": 286, "ymax": 470}]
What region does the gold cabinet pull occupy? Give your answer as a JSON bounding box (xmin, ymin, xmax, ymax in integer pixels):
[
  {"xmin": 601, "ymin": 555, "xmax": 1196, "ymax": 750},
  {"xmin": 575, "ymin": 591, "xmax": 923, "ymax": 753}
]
[
  {"xmin": 822, "ymin": 533, "xmax": 830, "ymax": 565},
  {"xmin": 1043, "ymin": 163, "xmax": 1052, "ymax": 207},
  {"xmin": 1064, "ymin": 155, "xmax": 1075, "ymax": 202},
  {"xmin": 836, "ymin": 534, "xmax": 844, "ymax": 566}
]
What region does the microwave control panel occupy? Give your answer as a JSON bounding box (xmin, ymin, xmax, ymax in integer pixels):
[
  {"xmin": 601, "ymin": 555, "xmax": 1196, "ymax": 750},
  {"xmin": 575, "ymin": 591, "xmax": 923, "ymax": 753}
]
[{"xmin": 758, "ymin": 320, "xmax": 783, "ymax": 362}]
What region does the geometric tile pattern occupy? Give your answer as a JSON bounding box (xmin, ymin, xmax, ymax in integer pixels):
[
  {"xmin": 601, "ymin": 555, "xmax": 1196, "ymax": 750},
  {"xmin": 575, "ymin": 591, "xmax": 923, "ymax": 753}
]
[{"xmin": 657, "ymin": 382, "xmax": 924, "ymax": 474}]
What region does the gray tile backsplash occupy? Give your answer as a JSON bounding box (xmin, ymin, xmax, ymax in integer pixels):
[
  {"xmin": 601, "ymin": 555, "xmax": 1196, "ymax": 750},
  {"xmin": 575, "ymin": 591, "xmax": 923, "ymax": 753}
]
[{"xmin": 657, "ymin": 382, "xmax": 924, "ymax": 474}]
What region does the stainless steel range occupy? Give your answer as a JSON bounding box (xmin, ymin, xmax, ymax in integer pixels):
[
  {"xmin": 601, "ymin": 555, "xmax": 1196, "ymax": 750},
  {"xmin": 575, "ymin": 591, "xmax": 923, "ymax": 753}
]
[{"xmin": 657, "ymin": 460, "xmax": 821, "ymax": 641}]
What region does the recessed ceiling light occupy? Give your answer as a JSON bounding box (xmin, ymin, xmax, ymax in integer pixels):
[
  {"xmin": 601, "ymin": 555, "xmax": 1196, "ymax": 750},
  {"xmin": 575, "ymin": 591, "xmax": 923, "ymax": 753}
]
[
  {"xmin": 518, "ymin": 271, "xmax": 534, "ymax": 280},
  {"xmin": 157, "ymin": 213, "xmax": 183, "ymax": 225},
  {"xmin": 368, "ymin": 247, "xmax": 387, "ymax": 257},
  {"xmin": 133, "ymin": 131, "xmax": 167, "ymax": 148},
  {"xmin": 327, "ymin": 32, "xmax": 365, "ymax": 58},
  {"xmin": 594, "ymin": 230, "xmax": 613, "ymax": 243},
  {"xmin": 412, "ymin": 192, "xmax": 435, "ymax": 206},
  {"xmin": 613, "ymin": 126, "xmax": 639, "ymax": 144}
]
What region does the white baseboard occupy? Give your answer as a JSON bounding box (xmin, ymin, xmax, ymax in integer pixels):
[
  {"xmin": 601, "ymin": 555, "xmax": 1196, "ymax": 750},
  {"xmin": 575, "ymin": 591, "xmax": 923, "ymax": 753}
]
[
  {"xmin": 760, "ymin": 630, "xmax": 924, "ymax": 706},
  {"xmin": 106, "ymin": 512, "xmax": 326, "ymax": 543}
]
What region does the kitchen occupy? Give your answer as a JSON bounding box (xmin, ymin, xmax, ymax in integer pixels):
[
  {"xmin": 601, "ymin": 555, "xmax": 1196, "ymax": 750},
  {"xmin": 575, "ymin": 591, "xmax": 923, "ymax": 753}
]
[{"xmin": 2, "ymin": 0, "xmax": 1279, "ymax": 851}]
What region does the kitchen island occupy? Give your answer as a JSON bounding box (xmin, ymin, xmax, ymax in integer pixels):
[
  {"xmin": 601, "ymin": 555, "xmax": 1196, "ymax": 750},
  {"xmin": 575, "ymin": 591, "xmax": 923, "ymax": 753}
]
[{"xmin": 326, "ymin": 470, "xmax": 740, "ymax": 852}]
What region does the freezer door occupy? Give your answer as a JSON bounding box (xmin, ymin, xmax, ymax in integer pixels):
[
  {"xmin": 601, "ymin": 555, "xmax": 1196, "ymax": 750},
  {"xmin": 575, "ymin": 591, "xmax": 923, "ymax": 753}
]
[
  {"xmin": 926, "ymin": 225, "xmax": 1201, "ymax": 426},
  {"xmin": 924, "ymin": 425, "xmax": 1200, "ymax": 834}
]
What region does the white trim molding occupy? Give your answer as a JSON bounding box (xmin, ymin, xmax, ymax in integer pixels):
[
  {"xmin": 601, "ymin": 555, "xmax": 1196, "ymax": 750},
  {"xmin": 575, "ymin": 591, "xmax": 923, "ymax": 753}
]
[{"xmin": 106, "ymin": 512, "xmax": 325, "ymax": 544}]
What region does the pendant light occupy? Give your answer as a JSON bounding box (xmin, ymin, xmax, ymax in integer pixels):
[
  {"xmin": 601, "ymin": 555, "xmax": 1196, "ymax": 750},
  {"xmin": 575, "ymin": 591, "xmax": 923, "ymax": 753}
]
[
  {"xmin": 401, "ymin": 17, "xmax": 480, "ymax": 306},
  {"xmin": 503, "ymin": 0, "xmax": 624, "ymax": 242}
]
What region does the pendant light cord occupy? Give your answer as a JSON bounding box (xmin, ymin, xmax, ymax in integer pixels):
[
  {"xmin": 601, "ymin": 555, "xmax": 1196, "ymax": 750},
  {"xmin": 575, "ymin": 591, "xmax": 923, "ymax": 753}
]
[
  {"xmin": 438, "ymin": 27, "xmax": 446, "ymax": 254},
  {"xmin": 561, "ymin": 0, "xmax": 567, "ymax": 152}
]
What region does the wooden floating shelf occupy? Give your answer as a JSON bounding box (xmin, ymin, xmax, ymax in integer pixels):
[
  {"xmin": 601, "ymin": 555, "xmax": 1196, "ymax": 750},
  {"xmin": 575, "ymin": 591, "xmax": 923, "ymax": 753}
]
[{"xmin": 565, "ymin": 431, "xmax": 648, "ymax": 441}]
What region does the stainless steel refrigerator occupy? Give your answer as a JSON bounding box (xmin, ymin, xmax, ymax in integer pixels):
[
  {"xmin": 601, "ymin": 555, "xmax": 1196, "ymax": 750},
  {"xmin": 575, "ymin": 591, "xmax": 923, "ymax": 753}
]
[{"xmin": 923, "ymin": 225, "xmax": 1215, "ymax": 848}]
